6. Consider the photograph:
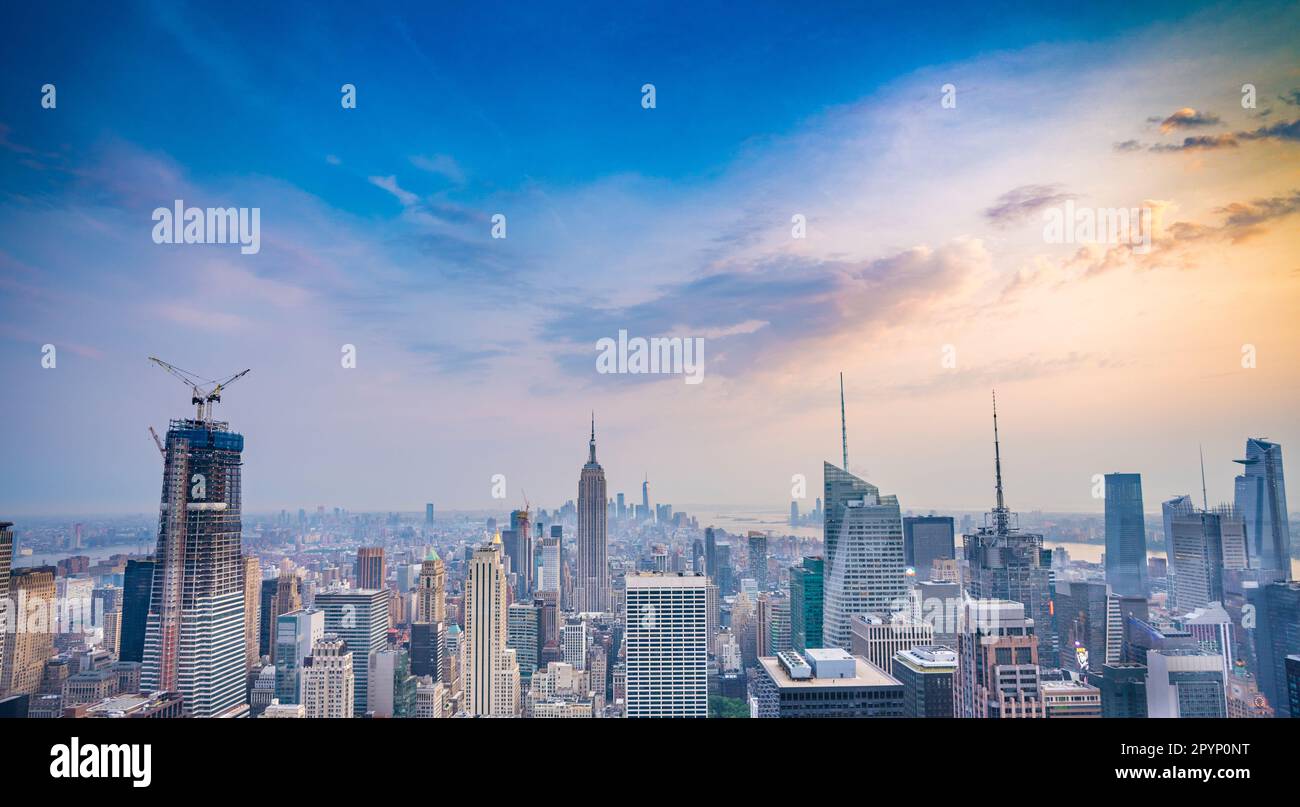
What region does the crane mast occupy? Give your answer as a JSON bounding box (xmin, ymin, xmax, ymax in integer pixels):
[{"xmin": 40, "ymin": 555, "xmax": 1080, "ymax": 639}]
[{"xmin": 148, "ymin": 357, "xmax": 251, "ymax": 423}]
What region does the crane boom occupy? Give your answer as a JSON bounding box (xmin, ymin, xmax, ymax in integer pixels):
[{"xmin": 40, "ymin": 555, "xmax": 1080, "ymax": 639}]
[
  {"xmin": 149, "ymin": 426, "xmax": 165, "ymax": 456},
  {"xmin": 148, "ymin": 357, "xmax": 251, "ymax": 422}
]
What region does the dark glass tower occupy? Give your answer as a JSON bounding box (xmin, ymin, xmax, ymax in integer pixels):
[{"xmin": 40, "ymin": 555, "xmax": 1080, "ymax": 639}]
[
  {"xmin": 790, "ymin": 556, "xmax": 824, "ymax": 652},
  {"xmin": 119, "ymin": 557, "xmax": 156, "ymax": 663},
  {"xmin": 1104, "ymin": 473, "xmax": 1148, "ymax": 597}
]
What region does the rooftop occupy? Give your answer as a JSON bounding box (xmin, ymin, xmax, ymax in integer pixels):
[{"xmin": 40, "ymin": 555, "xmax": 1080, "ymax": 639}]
[{"xmin": 759, "ymin": 653, "xmax": 900, "ymax": 689}]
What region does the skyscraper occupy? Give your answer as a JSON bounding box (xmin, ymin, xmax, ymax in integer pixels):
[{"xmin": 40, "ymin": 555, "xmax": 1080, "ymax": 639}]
[
  {"xmin": 902, "ymin": 516, "xmax": 955, "ymax": 580},
  {"xmin": 119, "ymin": 558, "xmax": 154, "ymax": 664},
  {"xmin": 315, "ymin": 587, "xmax": 389, "ymax": 714},
  {"xmin": 415, "ymin": 548, "xmax": 446, "ymax": 624},
  {"xmin": 464, "ymin": 537, "xmax": 520, "ymax": 717},
  {"xmin": 962, "ymin": 394, "xmax": 1056, "ymax": 663},
  {"xmin": 355, "ymin": 547, "xmax": 385, "ymax": 591},
  {"xmin": 242, "ymin": 555, "xmax": 261, "ymax": 671},
  {"xmin": 1, "ymin": 566, "xmax": 55, "ymax": 697},
  {"xmin": 505, "ymin": 508, "xmax": 533, "ymax": 597},
  {"xmin": 1249, "ymin": 580, "xmax": 1300, "ymax": 718},
  {"xmin": 1169, "ymin": 507, "xmax": 1239, "ymax": 612},
  {"xmin": 141, "ymin": 413, "xmax": 248, "ymax": 718},
  {"xmin": 575, "ymin": 416, "xmax": 609, "ymax": 613},
  {"xmin": 1234, "ymin": 438, "xmax": 1290, "ymax": 576},
  {"xmin": 955, "ymin": 599, "xmax": 1047, "ymax": 719},
  {"xmin": 302, "ymin": 634, "xmax": 354, "ymax": 719},
  {"xmin": 1104, "ymin": 472, "xmax": 1148, "ymax": 598},
  {"xmin": 0, "ymin": 523, "xmax": 12, "ymax": 683},
  {"xmin": 538, "ymin": 533, "xmax": 561, "ymax": 594},
  {"xmin": 822, "ymin": 461, "xmax": 907, "ymax": 651},
  {"xmin": 1146, "ymin": 649, "xmax": 1227, "ymax": 718},
  {"xmin": 624, "ymin": 573, "xmax": 709, "ymax": 718},
  {"xmin": 747, "ymin": 532, "xmax": 768, "ymax": 591},
  {"xmin": 274, "ymin": 608, "xmax": 323, "ymax": 704},
  {"xmin": 790, "ymin": 556, "xmax": 824, "ymax": 652}
]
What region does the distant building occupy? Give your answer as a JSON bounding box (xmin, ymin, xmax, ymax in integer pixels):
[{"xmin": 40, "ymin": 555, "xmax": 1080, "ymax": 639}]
[
  {"xmin": 355, "ymin": 547, "xmax": 385, "ymax": 591},
  {"xmin": 315, "ymin": 587, "xmax": 389, "ymax": 713},
  {"xmin": 1248, "ymin": 580, "xmax": 1300, "ymax": 718},
  {"xmin": 754, "ymin": 648, "xmax": 904, "ymax": 718},
  {"xmin": 1233, "ymin": 438, "xmax": 1290, "ymax": 575},
  {"xmin": 955, "ymin": 599, "xmax": 1046, "ymax": 719},
  {"xmin": 1087, "ymin": 662, "xmax": 1148, "ymax": 718}
]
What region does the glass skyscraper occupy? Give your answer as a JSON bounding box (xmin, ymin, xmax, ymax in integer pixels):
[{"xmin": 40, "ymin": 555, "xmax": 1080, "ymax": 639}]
[
  {"xmin": 1104, "ymin": 473, "xmax": 1148, "ymax": 597},
  {"xmin": 790, "ymin": 556, "xmax": 824, "ymax": 652},
  {"xmin": 1234, "ymin": 438, "xmax": 1291, "ymax": 576}
]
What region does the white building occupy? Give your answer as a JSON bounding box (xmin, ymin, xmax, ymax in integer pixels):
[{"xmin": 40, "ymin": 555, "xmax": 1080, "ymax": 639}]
[
  {"xmin": 464, "ymin": 537, "xmax": 520, "ymax": 717},
  {"xmin": 302, "ymin": 634, "xmax": 354, "ymax": 719},
  {"xmin": 849, "ymin": 612, "xmax": 934, "ymax": 677},
  {"xmin": 1147, "ymin": 649, "xmax": 1227, "ymax": 718},
  {"xmin": 624, "ymin": 573, "xmax": 708, "ymax": 718}
]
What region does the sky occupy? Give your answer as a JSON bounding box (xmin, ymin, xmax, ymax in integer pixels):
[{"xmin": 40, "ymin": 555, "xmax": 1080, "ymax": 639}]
[{"xmin": 1, "ymin": 0, "xmax": 1298, "ymax": 517}]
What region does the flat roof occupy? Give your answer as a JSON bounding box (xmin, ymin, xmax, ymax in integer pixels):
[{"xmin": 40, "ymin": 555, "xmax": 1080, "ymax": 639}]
[
  {"xmin": 626, "ymin": 573, "xmax": 707, "ymax": 588},
  {"xmin": 759, "ymin": 655, "xmax": 900, "ymax": 688}
]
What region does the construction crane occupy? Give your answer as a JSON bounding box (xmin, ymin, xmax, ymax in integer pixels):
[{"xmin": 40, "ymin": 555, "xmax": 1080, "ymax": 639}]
[
  {"xmin": 148, "ymin": 356, "xmax": 251, "ymax": 423},
  {"xmin": 148, "ymin": 426, "xmax": 165, "ymax": 456}
]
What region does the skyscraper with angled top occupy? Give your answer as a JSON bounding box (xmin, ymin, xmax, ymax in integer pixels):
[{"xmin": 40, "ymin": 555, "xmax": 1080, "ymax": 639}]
[
  {"xmin": 1234, "ymin": 438, "xmax": 1290, "ymax": 577},
  {"xmin": 822, "ymin": 375, "xmax": 907, "ymax": 651},
  {"xmin": 575, "ymin": 415, "xmax": 609, "ymax": 613},
  {"xmin": 1104, "ymin": 473, "xmax": 1147, "ymax": 598}
]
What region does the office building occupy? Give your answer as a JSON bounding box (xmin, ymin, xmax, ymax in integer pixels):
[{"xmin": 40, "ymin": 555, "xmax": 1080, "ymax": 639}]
[
  {"xmin": 302, "ymin": 634, "xmax": 354, "ymax": 719},
  {"xmin": 1146, "ymin": 648, "xmax": 1227, "ymax": 718},
  {"xmin": 507, "ymin": 601, "xmax": 541, "ymax": 680},
  {"xmin": 747, "ymin": 532, "xmax": 768, "ymax": 591},
  {"xmin": 1248, "ymin": 580, "xmax": 1300, "ymax": 717},
  {"xmin": 893, "ymin": 645, "xmax": 957, "ymax": 718},
  {"xmin": 955, "ymin": 598, "xmax": 1046, "ymax": 719},
  {"xmin": 316, "ymin": 587, "xmax": 389, "ymax": 713},
  {"xmin": 790, "ymin": 556, "xmax": 824, "ymax": 652},
  {"xmin": 464, "ymin": 538, "xmax": 520, "ymax": 717},
  {"xmin": 1088, "ymin": 662, "xmax": 1148, "ymax": 718},
  {"xmin": 274, "ymin": 608, "xmax": 323, "ymax": 704},
  {"xmin": 1104, "ymin": 473, "xmax": 1148, "ymax": 597},
  {"xmin": 755, "ymin": 648, "xmax": 904, "ymax": 718},
  {"xmin": 1041, "ymin": 679, "xmax": 1103, "ymax": 718},
  {"xmin": 624, "ymin": 573, "xmax": 708, "ymax": 718},
  {"xmin": 2, "ymin": 567, "xmax": 56, "ymax": 697},
  {"xmin": 1233, "ymin": 438, "xmax": 1290, "ymax": 575},
  {"xmin": 902, "ymin": 516, "xmax": 955, "ymax": 579},
  {"xmin": 850, "ymin": 613, "xmax": 934, "ymax": 676},
  {"xmin": 242, "ymin": 556, "xmax": 261, "ymax": 671},
  {"xmin": 355, "ymin": 547, "xmax": 385, "ymax": 591}
]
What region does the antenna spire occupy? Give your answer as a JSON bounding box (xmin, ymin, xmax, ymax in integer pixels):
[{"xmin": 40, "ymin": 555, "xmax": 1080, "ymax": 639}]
[
  {"xmin": 992, "ymin": 390, "xmax": 1009, "ymax": 533},
  {"xmin": 839, "ymin": 373, "xmax": 849, "ymax": 470},
  {"xmin": 588, "ymin": 412, "xmax": 597, "ymax": 464},
  {"xmin": 1199, "ymin": 444, "xmax": 1209, "ymax": 510}
]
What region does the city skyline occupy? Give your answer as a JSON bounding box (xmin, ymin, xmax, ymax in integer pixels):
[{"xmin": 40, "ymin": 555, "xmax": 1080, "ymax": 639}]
[{"xmin": 2, "ymin": 2, "xmax": 1298, "ymax": 516}]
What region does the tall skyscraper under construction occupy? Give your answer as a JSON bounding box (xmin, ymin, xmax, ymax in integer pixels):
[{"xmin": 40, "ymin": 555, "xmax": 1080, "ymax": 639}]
[
  {"xmin": 575, "ymin": 416, "xmax": 609, "ymax": 613},
  {"xmin": 962, "ymin": 393, "xmax": 1057, "ymax": 664},
  {"xmin": 140, "ymin": 358, "xmax": 251, "ymax": 717}
]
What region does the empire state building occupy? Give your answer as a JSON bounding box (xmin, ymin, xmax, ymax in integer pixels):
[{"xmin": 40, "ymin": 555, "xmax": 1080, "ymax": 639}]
[{"xmin": 576, "ymin": 416, "xmax": 609, "ymax": 613}]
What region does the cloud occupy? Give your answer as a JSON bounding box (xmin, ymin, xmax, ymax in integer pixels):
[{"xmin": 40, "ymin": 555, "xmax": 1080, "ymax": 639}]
[
  {"xmin": 1119, "ymin": 118, "xmax": 1300, "ymax": 152},
  {"xmin": 1279, "ymin": 89, "xmax": 1300, "ymax": 106},
  {"xmin": 1149, "ymin": 107, "xmax": 1221, "ymax": 133},
  {"xmin": 367, "ymin": 174, "xmax": 420, "ymax": 206},
  {"xmin": 984, "ymin": 184, "xmax": 1077, "ymax": 228},
  {"xmin": 542, "ymin": 239, "xmax": 990, "ymax": 380},
  {"xmin": 409, "ymin": 153, "xmax": 465, "ymax": 184}
]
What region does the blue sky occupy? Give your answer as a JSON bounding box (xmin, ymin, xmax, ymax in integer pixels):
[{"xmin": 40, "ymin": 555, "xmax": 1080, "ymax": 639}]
[{"xmin": 2, "ymin": 1, "xmax": 1298, "ymax": 515}]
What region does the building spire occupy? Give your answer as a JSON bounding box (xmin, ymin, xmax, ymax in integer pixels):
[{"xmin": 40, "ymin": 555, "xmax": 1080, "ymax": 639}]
[
  {"xmin": 588, "ymin": 412, "xmax": 597, "ymax": 464},
  {"xmin": 839, "ymin": 372, "xmax": 849, "ymax": 470},
  {"xmin": 992, "ymin": 390, "xmax": 1009, "ymax": 534},
  {"xmin": 1199, "ymin": 444, "xmax": 1209, "ymax": 510}
]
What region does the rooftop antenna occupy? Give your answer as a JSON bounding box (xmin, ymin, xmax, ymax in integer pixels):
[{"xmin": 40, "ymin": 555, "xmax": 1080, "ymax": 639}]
[
  {"xmin": 839, "ymin": 373, "xmax": 849, "ymax": 470},
  {"xmin": 1199, "ymin": 445, "xmax": 1209, "ymax": 510},
  {"xmin": 992, "ymin": 390, "xmax": 1009, "ymax": 534}
]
